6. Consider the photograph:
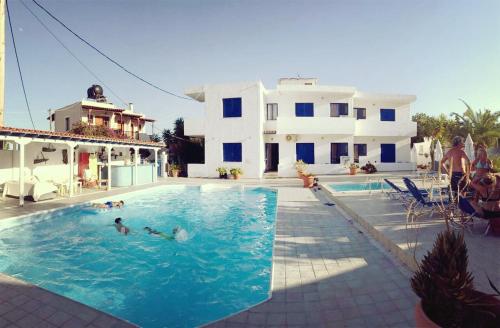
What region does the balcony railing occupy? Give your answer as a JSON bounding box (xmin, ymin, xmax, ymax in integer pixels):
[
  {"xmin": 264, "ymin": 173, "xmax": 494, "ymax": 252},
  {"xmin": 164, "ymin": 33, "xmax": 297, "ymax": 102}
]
[{"xmin": 355, "ymin": 120, "xmax": 417, "ymax": 137}]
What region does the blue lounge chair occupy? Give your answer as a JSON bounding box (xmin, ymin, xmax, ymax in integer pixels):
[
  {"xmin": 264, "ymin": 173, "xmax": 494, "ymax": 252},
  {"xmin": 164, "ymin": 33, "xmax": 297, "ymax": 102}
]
[
  {"xmin": 384, "ymin": 179, "xmax": 429, "ymax": 208},
  {"xmin": 403, "ymin": 177, "xmax": 449, "ymax": 222},
  {"xmin": 457, "ymin": 197, "xmax": 490, "ymax": 235}
]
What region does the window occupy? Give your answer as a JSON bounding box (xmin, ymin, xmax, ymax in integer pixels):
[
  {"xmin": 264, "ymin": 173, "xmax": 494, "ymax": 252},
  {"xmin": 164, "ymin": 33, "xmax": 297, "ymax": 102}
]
[
  {"xmin": 223, "ymin": 143, "xmax": 242, "ymax": 162},
  {"xmin": 223, "ymin": 98, "xmax": 242, "ymax": 117},
  {"xmin": 355, "ymin": 108, "xmax": 366, "ymax": 120},
  {"xmin": 295, "ymin": 103, "xmax": 314, "ymax": 117},
  {"xmin": 381, "ymin": 144, "xmax": 396, "ymax": 163},
  {"xmin": 296, "ymin": 143, "xmax": 314, "ymax": 164},
  {"xmin": 330, "ymin": 103, "xmax": 349, "ymax": 117},
  {"xmin": 380, "ymin": 108, "xmax": 395, "ymax": 121},
  {"xmin": 354, "ymin": 144, "xmax": 367, "ymax": 163},
  {"xmin": 65, "ymin": 117, "xmax": 70, "ymax": 131},
  {"xmin": 266, "ymin": 103, "xmax": 278, "ymax": 120},
  {"xmin": 331, "ymin": 143, "xmax": 348, "ymax": 164}
]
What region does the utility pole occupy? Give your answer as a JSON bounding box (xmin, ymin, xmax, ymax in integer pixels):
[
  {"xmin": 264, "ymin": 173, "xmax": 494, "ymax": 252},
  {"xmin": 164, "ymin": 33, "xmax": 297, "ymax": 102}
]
[{"xmin": 0, "ymin": 0, "xmax": 5, "ymax": 126}]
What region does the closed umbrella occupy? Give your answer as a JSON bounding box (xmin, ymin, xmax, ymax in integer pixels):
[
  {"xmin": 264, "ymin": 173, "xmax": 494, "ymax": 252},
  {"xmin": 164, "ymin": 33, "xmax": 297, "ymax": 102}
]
[
  {"xmin": 464, "ymin": 134, "xmax": 475, "ymax": 161},
  {"xmin": 434, "ymin": 140, "xmax": 443, "ymax": 174},
  {"xmin": 411, "ymin": 145, "xmax": 418, "ymax": 171}
]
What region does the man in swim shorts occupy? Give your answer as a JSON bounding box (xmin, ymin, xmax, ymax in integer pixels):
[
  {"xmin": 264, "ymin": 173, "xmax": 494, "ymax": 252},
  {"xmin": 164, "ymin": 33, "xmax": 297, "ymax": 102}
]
[
  {"xmin": 144, "ymin": 226, "xmax": 179, "ymax": 240},
  {"xmin": 440, "ymin": 136, "xmax": 470, "ymax": 197},
  {"xmin": 92, "ymin": 200, "xmax": 124, "ymax": 209},
  {"xmin": 114, "ymin": 218, "xmax": 130, "ymax": 235}
]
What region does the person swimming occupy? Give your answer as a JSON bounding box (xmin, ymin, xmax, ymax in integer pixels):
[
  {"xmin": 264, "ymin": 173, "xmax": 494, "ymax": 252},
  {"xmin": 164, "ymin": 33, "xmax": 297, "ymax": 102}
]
[
  {"xmin": 144, "ymin": 226, "xmax": 181, "ymax": 241},
  {"xmin": 114, "ymin": 218, "xmax": 129, "ymax": 235},
  {"xmin": 92, "ymin": 200, "xmax": 124, "ymax": 209}
]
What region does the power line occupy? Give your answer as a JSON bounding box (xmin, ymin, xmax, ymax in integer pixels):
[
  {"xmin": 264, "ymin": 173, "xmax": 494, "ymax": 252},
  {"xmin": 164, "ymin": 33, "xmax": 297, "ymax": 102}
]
[
  {"xmin": 6, "ymin": 0, "xmax": 35, "ymax": 129},
  {"xmin": 31, "ymin": 0, "xmax": 192, "ymax": 101},
  {"xmin": 19, "ymin": 0, "xmax": 129, "ymax": 107}
]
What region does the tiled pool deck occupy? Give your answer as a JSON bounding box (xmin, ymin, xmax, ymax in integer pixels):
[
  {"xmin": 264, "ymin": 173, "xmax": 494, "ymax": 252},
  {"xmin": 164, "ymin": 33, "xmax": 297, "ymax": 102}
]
[{"xmin": 0, "ymin": 174, "xmax": 418, "ymax": 327}]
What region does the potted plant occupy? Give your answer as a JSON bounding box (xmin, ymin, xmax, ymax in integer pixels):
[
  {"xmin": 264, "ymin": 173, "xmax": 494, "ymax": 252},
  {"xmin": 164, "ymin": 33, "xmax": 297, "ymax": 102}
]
[
  {"xmin": 295, "ymin": 160, "xmax": 307, "ymax": 178},
  {"xmin": 349, "ymin": 163, "xmax": 359, "ymax": 175},
  {"xmin": 216, "ymin": 167, "xmax": 228, "ymax": 179},
  {"xmin": 230, "ymin": 168, "xmax": 243, "ymax": 180},
  {"xmin": 301, "ymin": 173, "xmax": 315, "ymax": 188},
  {"xmin": 170, "ymin": 164, "xmax": 181, "ymax": 177},
  {"xmin": 411, "ymin": 230, "xmax": 500, "ymax": 327}
]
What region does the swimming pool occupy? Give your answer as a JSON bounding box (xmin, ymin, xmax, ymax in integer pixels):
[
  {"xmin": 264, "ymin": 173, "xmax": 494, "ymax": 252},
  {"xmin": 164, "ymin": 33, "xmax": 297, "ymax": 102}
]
[
  {"xmin": 0, "ymin": 185, "xmax": 277, "ymax": 328},
  {"xmin": 329, "ymin": 181, "xmax": 390, "ymax": 192}
]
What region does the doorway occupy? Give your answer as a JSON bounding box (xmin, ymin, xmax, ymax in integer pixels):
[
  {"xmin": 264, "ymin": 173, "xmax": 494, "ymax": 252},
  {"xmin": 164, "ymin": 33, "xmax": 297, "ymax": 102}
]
[{"xmin": 265, "ymin": 143, "xmax": 279, "ymax": 172}]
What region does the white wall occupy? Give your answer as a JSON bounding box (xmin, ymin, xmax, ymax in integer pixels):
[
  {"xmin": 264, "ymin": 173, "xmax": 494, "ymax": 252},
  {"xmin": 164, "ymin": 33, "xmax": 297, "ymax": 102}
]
[{"xmin": 199, "ymin": 82, "xmax": 265, "ymax": 178}]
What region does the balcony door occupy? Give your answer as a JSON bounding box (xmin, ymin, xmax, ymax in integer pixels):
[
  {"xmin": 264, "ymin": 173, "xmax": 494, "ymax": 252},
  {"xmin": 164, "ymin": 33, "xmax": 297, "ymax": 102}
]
[{"xmin": 265, "ymin": 143, "xmax": 279, "ymax": 172}]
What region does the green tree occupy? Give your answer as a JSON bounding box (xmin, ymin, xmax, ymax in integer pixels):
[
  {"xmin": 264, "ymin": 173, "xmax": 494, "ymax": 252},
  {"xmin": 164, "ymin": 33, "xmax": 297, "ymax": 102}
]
[
  {"xmin": 162, "ymin": 117, "xmax": 204, "ymax": 167},
  {"xmin": 451, "ymin": 100, "xmax": 500, "ymax": 147}
]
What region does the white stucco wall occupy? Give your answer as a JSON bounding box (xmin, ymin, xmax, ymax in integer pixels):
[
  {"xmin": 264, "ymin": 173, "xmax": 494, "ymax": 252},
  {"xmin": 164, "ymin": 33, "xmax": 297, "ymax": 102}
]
[{"xmin": 185, "ymin": 79, "xmax": 416, "ymax": 178}]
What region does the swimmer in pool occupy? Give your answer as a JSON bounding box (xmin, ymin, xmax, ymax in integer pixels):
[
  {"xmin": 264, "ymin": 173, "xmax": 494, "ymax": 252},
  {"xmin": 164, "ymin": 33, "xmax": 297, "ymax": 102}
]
[
  {"xmin": 92, "ymin": 200, "xmax": 124, "ymax": 209},
  {"xmin": 144, "ymin": 226, "xmax": 180, "ymax": 240},
  {"xmin": 114, "ymin": 218, "xmax": 129, "ymax": 235}
]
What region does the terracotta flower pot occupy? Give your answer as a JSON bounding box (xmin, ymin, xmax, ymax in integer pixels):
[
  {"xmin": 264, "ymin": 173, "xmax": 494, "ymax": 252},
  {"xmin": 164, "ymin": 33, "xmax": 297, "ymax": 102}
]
[
  {"xmin": 415, "ymin": 302, "xmax": 440, "ymax": 328},
  {"xmin": 349, "ymin": 167, "xmax": 357, "ymax": 175},
  {"xmin": 302, "ymin": 175, "xmax": 314, "ymax": 188},
  {"xmin": 297, "ymin": 171, "xmax": 304, "ymax": 178},
  {"xmin": 232, "ymin": 174, "xmax": 241, "ymax": 180},
  {"xmin": 171, "ymin": 170, "xmax": 179, "ymax": 178}
]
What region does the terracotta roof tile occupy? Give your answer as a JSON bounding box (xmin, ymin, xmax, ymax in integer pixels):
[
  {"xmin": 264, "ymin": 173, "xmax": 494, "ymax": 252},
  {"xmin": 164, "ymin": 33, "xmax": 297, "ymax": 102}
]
[{"xmin": 0, "ymin": 126, "xmax": 164, "ymax": 147}]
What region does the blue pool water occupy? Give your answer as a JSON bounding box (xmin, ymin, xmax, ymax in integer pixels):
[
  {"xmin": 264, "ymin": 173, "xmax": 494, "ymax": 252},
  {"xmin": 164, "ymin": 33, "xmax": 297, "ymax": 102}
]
[
  {"xmin": 330, "ymin": 181, "xmax": 390, "ymax": 192},
  {"xmin": 0, "ymin": 185, "xmax": 277, "ymax": 328}
]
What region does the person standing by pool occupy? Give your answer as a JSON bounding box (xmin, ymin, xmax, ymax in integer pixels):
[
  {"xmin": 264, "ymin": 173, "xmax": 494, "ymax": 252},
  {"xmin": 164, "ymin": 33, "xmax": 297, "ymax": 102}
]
[
  {"xmin": 471, "ymin": 147, "xmax": 492, "ymax": 184},
  {"xmin": 114, "ymin": 218, "xmax": 130, "ymax": 235},
  {"xmin": 440, "ymin": 136, "xmax": 471, "ymax": 195}
]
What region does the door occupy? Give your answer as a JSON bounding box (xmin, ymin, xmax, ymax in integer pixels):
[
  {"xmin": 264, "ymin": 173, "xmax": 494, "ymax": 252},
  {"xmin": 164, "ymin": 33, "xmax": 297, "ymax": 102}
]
[
  {"xmin": 381, "ymin": 144, "xmax": 396, "ymax": 163},
  {"xmin": 265, "ymin": 143, "xmax": 279, "ymax": 172}
]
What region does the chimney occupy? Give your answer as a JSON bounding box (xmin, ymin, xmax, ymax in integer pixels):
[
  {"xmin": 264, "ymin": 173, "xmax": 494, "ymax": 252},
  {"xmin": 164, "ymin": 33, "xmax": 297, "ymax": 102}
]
[{"xmin": 128, "ymin": 103, "xmax": 134, "ymax": 112}]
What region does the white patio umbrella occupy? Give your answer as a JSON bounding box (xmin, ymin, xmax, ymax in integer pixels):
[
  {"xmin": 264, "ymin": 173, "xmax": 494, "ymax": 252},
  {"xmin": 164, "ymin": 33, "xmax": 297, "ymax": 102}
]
[
  {"xmin": 434, "ymin": 140, "xmax": 443, "ymax": 162},
  {"xmin": 434, "ymin": 140, "xmax": 444, "ymax": 175},
  {"xmin": 464, "ymin": 134, "xmax": 475, "ymax": 161}
]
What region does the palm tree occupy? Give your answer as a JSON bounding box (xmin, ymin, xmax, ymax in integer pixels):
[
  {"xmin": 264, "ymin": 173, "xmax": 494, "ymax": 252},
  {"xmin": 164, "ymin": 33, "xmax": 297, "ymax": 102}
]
[{"xmin": 451, "ymin": 100, "xmax": 500, "ymax": 148}]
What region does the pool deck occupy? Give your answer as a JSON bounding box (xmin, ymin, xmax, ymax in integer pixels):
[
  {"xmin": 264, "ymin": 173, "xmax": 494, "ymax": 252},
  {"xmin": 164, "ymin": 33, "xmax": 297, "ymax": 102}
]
[{"xmin": 0, "ymin": 173, "xmax": 419, "ymax": 327}]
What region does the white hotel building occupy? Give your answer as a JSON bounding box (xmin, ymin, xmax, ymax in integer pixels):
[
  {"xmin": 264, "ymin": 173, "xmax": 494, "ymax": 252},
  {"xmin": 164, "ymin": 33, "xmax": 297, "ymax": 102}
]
[{"xmin": 184, "ymin": 78, "xmax": 417, "ymax": 179}]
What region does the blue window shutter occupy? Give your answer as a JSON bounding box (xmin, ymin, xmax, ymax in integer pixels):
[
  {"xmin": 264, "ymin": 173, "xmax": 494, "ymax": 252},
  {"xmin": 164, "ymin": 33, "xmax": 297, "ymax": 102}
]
[
  {"xmin": 296, "ymin": 143, "xmax": 315, "ymax": 164},
  {"xmin": 223, "ymin": 98, "xmax": 242, "ymax": 117},
  {"xmin": 359, "ymin": 144, "xmax": 367, "ymax": 156},
  {"xmin": 380, "ymin": 109, "xmax": 395, "ymax": 121},
  {"xmin": 295, "ymin": 103, "xmax": 314, "ymax": 117},
  {"xmin": 223, "ymin": 143, "xmax": 242, "ymax": 162},
  {"xmin": 331, "ymin": 143, "xmax": 349, "ymax": 163},
  {"xmin": 381, "ymin": 144, "xmax": 396, "ymax": 163}
]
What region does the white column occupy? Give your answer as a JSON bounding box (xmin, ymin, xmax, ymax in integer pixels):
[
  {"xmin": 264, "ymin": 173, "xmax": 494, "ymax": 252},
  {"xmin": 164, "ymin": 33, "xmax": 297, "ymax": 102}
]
[
  {"xmin": 134, "ymin": 147, "xmax": 139, "ymax": 185},
  {"xmin": 18, "ymin": 141, "xmax": 26, "ymax": 206},
  {"xmin": 107, "ymin": 146, "xmax": 112, "ymax": 191},
  {"xmin": 68, "ymin": 143, "xmax": 75, "ymax": 197},
  {"xmin": 160, "ymin": 151, "xmax": 167, "ymax": 177},
  {"xmin": 154, "ymin": 149, "xmax": 158, "ymax": 182}
]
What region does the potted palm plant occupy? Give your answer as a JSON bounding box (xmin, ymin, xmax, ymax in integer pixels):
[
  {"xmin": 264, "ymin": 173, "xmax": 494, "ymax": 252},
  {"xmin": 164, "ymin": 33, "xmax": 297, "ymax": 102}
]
[
  {"xmin": 216, "ymin": 167, "xmax": 228, "ymax": 179},
  {"xmin": 295, "ymin": 160, "xmax": 307, "ymax": 178},
  {"xmin": 230, "ymin": 168, "xmax": 243, "ymax": 180},
  {"xmin": 170, "ymin": 164, "xmax": 181, "ymax": 177},
  {"xmin": 411, "ymin": 230, "xmax": 500, "ymax": 327}
]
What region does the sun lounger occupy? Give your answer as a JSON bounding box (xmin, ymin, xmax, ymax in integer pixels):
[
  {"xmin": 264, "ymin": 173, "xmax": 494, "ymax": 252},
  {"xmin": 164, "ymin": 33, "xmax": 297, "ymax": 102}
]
[
  {"xmin": 403, "ymin": 177, "xmax": 449, "ymax": 222},
  {"xmin": 457, "ymin": 197, "xmax": 490, "ymax": 236},
  {"xmin": 2, "ymin": 177, "xmax": 58, "ymax": 202}
]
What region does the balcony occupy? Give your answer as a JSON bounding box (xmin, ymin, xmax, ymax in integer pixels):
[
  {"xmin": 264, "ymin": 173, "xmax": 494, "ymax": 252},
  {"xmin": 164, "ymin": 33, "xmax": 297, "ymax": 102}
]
[
  {"xmin": 355, "ymin": 120, "xmax": 417, "ymax": 137},
  {"xmin": 184, "ymin": 118, "xmax": 205, "ymax": 136},
  {"xmin": 275, "ymin": 117, "xmax": 356, "ymax": 135}
]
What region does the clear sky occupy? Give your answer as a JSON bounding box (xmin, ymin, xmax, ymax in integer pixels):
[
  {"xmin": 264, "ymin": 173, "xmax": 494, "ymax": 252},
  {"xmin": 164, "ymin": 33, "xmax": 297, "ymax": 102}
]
[{"xmin": 4, "ymin": 0, "xmax": 500, "ymax": 132}]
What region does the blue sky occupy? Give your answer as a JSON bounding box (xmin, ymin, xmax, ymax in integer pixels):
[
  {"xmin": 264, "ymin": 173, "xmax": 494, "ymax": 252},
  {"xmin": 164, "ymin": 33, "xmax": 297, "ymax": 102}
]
[{"xmin": 4, "ymin": 0, "xmax": 500, "ymax": 131}]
